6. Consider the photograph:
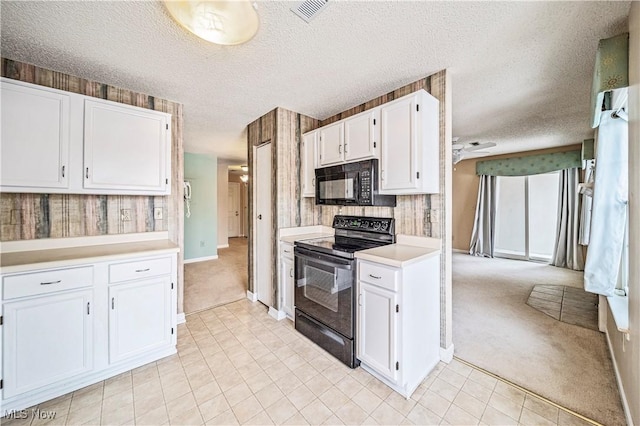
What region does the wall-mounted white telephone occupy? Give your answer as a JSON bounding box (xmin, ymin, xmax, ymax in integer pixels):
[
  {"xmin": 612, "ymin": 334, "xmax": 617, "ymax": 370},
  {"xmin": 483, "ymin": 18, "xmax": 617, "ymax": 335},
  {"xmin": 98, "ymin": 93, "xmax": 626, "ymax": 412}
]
[{"xmin": 184, "ymin": 181, "xmax": 192, "ymax": 218}]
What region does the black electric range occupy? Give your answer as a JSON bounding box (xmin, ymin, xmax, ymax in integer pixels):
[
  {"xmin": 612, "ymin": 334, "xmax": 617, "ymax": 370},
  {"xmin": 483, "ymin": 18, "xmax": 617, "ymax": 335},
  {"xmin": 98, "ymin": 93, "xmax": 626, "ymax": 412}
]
[{"xmin": 293, "ymin": 215, "xmax": 395, "ymax": 367}]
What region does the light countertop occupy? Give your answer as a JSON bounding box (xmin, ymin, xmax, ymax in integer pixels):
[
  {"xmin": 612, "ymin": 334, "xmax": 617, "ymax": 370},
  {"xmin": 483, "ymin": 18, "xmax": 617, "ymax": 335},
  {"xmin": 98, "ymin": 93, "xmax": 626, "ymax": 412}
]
[
  {"xmin": 1, "ymin": 240, "xmax": 179, "ymax": 274},
  {"xmin": 279, "ymin": 225, "xmax": 334, "ymax": 244},
  {"xmin": 280, "ymin": 233, "xmax": 333, "ymax": 244},
  {"xmin": 355, "ymin": 244, "xmax": 440, "ymax": 268}
]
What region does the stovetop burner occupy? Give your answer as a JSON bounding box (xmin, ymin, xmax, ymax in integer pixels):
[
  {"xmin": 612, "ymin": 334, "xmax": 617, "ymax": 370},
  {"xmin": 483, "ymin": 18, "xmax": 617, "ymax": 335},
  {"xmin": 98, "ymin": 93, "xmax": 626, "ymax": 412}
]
[{"xmin": 295, "ymin": 215, "xmax": 395, "ymax": 258}]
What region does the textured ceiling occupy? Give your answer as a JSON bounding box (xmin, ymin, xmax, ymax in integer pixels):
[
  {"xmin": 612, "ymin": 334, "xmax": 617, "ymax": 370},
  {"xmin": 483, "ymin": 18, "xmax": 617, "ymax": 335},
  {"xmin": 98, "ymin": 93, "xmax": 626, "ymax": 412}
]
[{"xmin": 0, "ymin": 1, "xmax": 631, "ymax": 161}]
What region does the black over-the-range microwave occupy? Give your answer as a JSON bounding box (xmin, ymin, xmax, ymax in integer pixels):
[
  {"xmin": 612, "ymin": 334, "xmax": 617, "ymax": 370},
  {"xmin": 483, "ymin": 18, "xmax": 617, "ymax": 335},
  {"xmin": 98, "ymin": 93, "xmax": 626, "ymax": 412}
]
[{"xmin": 315, "ymin": 159, "xmax": 396, "ymax": 207}]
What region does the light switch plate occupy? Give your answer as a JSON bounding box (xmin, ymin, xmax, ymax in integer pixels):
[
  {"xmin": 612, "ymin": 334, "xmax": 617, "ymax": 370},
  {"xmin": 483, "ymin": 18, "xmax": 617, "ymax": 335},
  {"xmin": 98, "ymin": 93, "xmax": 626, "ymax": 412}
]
[{"xmin": 154, "ymin": 207, "xmax": 163, "ymax": 220}]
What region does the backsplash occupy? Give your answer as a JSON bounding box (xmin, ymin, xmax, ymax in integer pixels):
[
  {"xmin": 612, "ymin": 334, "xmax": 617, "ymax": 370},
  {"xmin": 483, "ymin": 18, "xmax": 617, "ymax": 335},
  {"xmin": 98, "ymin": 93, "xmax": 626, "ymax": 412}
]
[{"xmin": 0, "ymin": 193, "xmax": 167, "ymax": 240}]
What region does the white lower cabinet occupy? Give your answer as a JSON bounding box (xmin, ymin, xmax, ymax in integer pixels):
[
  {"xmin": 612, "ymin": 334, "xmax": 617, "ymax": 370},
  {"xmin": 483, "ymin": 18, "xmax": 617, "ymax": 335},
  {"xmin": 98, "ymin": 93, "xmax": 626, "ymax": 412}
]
[
  {"xmin": 358, "ymin": 282, "xmax": 397, "ymax": 381},
  {"xmin": 1, "ymin": 251, "xmax": 177, "ymax": 412},
  {"xmin": 357, "ymin": 254, "xmax": 441, "ymax": 398},
  {"xmin": 3, "ymin": 289, "xmax": 94, "ymax": 399},
  {"xmin": 279, "ymin": 242, "xmax": 295, "ymax": 318},
  {"xmin": 109, "ymin": 277, "xmax": 172, "ymax": 363}
]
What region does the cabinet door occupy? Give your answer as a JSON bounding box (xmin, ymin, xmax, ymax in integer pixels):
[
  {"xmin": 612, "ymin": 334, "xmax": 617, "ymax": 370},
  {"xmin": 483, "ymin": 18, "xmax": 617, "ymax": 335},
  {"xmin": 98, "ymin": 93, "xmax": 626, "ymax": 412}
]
[
  {"xmin": 3, "ymin": 290, "xmax": 93, "ymax": 398},
  {"xmin": 380, "ymin": 95, "xmax": 418, "ymax": 192},
  {"xmin": 1, "ymin": 80, "xmax": 70, "ymax": 190},
  {"xmin": 318, "ymin": 122, "xmax": 344, "ymax": 166},
  {"xmin": 344, "ymin": 110, "xmax": 378, "ymax": 161},
  {"xmin": 358, "ymin": 281, "xmax": 397, "ymax": 382},
  {"xmin": 301, "ymin": 131, "xmax": 318, "ymax": 197},
  {"xmin": 109, "ymin": 277, "xmax": 172, "ymax": 364},
  {"xmin": 281, "ymin": 256, "xmax": 294, "ymax": 317},
  {"xmin": 84, "ymin": 99, "xmax": 170, "ymax": 194}
]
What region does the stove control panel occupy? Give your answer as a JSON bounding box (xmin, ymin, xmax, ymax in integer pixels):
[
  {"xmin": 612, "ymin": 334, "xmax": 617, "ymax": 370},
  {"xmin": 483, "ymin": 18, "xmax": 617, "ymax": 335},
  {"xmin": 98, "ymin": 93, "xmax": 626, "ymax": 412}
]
[{"xmin": 333, "ymin": 215, "xmax": 395, "ymax": 234}]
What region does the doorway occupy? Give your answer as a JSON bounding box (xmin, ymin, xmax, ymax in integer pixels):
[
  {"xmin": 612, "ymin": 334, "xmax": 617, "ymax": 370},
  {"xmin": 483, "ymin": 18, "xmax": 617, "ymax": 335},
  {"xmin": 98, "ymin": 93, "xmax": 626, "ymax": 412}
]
[{"xmin": 228, "ymin": 182, "xmax": 241, "ymax": 237}]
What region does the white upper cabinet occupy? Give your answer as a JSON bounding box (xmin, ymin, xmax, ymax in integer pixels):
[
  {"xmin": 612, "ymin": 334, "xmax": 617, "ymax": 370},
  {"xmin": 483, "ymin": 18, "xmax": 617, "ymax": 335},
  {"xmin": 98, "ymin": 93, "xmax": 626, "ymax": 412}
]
[
  {"xmin": 318, "ymin": 122, "xmax": 344, "ymax": 166},
  {"xmin": 1, "ymin": 79, "xmax": 70, "ymax": 190},
  {"xmin": 379, "ymin": 90, "xmax": 439, "ymax": 195},
  {"xmin": 344, "ymin": 109, "xmax": 379, "ymax": 162},
  {"xmin": 301, "ymin": 130, "xmax": 318, "ymax": 198},
  {"xmin": 0, "ymin": 78, "xmax": 172, "ymax": 195},
  {"xmin": 84, "ymin": 99, "xmax": 171, "ymax": 194},
  {"xmin": 313, "ymin": 110, "xmax": 379, "ymax": 170}
]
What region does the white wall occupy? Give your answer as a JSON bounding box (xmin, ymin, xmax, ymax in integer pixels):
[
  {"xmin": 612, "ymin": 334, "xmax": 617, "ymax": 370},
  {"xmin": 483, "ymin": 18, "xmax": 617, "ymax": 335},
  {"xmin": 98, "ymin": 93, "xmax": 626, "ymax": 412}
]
[
  {"xmin": 217, "ymin": 160, "xmax": 229, "ymax": 248},
  {"xmin": 607, "ymin": 4, "xmax": 640, "ymax": 424}
]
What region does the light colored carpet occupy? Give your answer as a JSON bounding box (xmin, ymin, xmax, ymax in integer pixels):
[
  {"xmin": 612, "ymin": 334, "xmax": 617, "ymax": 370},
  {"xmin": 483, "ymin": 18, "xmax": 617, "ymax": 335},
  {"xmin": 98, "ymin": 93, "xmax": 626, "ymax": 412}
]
[
  {"xmin": 452, "ymin": 253, "xmax": 625, "ymax": 426},
  {"xmin": 184, "ymin": 237, "xmax": 247, "ymax": 314}
]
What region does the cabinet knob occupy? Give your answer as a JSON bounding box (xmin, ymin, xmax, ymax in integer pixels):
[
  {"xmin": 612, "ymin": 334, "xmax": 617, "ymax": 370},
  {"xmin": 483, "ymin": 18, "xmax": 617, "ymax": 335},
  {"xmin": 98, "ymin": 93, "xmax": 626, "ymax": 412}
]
[
  {"xmin": 85, "ymin": 167, "xmax": 89, "ymax": 179},
  {"xmin": 312, "ymin": 178, "xmax": 315, "ymax": 187},
  {"xmin": 258, "ymin": 214, "xmax": 262, "ymax": 220},
  {"xmin": 344, "ymin": 143, "xmax": 348, "ymax": 153},
  {"xmin": 289, "ymin": 268, "xmax": 293, "ymax": 278},
  {"xmin": 61, "ymin": 165, "xmax": 66, "ymax": 178},
  {"xmin": 368, "ymin": 274, "xmax": 381, "ymax": 280},
  {"xmin": 338, "ymin": 144, "xmax": 342, "ymax": 154}
]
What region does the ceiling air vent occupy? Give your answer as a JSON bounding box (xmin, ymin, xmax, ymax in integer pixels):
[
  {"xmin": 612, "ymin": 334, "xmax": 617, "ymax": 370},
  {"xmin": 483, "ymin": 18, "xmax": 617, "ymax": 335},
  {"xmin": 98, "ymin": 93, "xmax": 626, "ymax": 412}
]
[{"xmin": 291, "ymin": 0, "xmax": 329, "ymax": 23}]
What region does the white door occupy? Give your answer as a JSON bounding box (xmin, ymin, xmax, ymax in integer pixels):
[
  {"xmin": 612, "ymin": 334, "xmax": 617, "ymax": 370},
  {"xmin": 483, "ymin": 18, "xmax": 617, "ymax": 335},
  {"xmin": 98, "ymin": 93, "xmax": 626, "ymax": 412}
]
[
  {"xmin": 380, "ymin": 95, "xmax": 418, "ymax": 191},
  {"xmin": 83, "ymin": 99, "xmax": 170, "ymax": 193},
  {"xmin": 228, "ymin": 182, "xmax": 241, "ymax": 237},
  {"xmin": 255, "ymin": 143, "xmax": 273, "ymax": 307},
  {"xmin": 1, "ymin": 80, "xmax": 70, "ymax": 190},
  {"xmin": 109, "ymin": 277, "xmax": 172, "ymax": 363},
  {"xmin": 318, "ymin": 122, "xmax": 344, "ymax": 166},
  {"xmin": 358, "ymin": 282, "xmax": 397, "ymax": 382},
  {"xmin": 344, "ymin": 110, "xmax": 378, "ymax": 161},
  {"xmin": 3, "ymin": 290, "xmax": 93, "ymax": 398}
]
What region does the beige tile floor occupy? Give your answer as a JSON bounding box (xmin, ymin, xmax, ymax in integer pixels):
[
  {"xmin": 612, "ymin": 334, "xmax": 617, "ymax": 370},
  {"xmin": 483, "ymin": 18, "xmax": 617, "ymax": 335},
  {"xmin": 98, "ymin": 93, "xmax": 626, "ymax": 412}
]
[{"xmin": 3, "ymin": 299, "xmax": 598, "ymax": 426}]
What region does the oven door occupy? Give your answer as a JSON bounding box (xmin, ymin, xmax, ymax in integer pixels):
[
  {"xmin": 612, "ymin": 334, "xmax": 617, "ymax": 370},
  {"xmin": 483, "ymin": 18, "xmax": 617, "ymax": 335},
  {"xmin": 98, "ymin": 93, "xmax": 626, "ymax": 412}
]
[
  {"xmin": 294, "ymin": 246, "xmax": 355, "ymax": 338},
  {"xmin": 315, "ymin": 169, "xmax": 359, "ymax": 205}
]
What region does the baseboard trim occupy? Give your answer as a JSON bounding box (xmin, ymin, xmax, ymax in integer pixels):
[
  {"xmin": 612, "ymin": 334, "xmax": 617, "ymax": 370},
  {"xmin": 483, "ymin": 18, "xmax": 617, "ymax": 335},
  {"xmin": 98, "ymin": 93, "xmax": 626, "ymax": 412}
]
[
  {"xmin": 268, "ymin": 307, "xmax": 287, "ymax": 321},
  {"xmin": 183, "ymin": 255, "xmax": 218, "ymax": 264},
  {"xmin": 452, "ymin": 248, "xmax": 468, "ymax": 254},
  {"xmin": 246, "ymin": 290, "xmax": 257, "ymax": 302},
  {"xmin": 605, "ymin": 329, "xmax": 633, "ymax": 426},
  {"xmin": 176, "ymin": 313, "xmax": 186, "ymax": 324},
  {"xmin": 217, "ymin": 244, "xmax": 229, "ymax": 249},
  {"xmin": 440, "ymin": 344, "xmax": 454, "ymax": 363}
]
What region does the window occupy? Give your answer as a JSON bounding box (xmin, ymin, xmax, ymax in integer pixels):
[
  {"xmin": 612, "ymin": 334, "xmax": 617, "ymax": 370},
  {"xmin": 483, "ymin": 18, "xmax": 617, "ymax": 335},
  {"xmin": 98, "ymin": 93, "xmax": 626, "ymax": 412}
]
[{"xmin": 495, "ymin": 172, "xmax": 560, "ymax": 262}]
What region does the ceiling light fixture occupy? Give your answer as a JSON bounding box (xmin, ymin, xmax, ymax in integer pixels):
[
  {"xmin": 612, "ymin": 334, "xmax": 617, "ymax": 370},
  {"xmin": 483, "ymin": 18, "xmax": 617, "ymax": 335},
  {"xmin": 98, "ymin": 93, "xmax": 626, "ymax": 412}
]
[
  {"xmin": 241, "ymin": 165, "xmax": 248, "ymax": 172},
  {"xmin": 240, "ymin": 174, "xmax": 249, "ymax": 183},
  {"xmin": 164, "ymin": 1, "xmax": 259, "ymax": 46}
]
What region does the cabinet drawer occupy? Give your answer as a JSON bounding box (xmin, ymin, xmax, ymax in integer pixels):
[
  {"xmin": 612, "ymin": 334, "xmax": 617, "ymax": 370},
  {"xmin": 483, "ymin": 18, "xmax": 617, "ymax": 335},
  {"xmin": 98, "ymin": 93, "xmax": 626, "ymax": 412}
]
[
  {"xmin": 280, "ymin": 244, "xmax": 294, "ymax": 260},
  {"xmin": 3, "ymin": 266, "xmax": 93, "ymax": 300},
  {"xmin": 109, "ymin": 257, "xmax": 172, "ymax": 283},
  {"xmin": 359, "ymin": 262, "xmax": 398, "ymax": 290}
]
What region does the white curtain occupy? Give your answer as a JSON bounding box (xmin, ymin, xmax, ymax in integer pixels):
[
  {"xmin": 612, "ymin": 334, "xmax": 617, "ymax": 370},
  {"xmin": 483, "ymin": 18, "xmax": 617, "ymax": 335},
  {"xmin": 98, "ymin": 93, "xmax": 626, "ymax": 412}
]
[
  {"xmin": 584, "ymin": 111, "xmax": 628, "ymax": 296},
  {"xmin": 551, "ymin": 168, "xmax": 584, "ymax": 270},
  {"xmin": 469, "ymin": 175, "xmax": 497, "ymax": 257},
  {"xmin": 578, "ymin": 160, "xmax": 595, "ymax": 245}
]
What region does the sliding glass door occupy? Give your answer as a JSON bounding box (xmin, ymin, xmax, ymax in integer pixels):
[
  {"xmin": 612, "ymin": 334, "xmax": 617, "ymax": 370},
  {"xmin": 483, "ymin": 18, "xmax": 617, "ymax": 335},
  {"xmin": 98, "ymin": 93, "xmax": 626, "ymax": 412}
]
[{"xmin": 495, "ymin": 172, "xmax": 560, "ymax": 262}]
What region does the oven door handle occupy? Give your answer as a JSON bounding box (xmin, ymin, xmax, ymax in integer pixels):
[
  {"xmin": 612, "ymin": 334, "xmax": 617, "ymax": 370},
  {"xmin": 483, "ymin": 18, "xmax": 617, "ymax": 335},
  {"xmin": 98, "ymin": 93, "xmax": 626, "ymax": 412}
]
[{"xmin": 294, "ymin": 251, "xmax": 353, "ymax": 270}]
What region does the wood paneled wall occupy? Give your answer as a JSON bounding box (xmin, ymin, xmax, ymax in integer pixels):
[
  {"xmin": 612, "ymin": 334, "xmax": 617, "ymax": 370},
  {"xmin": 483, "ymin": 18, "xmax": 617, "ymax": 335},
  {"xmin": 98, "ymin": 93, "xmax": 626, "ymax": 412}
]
[{"xmin": 0, "ymin": 58, "xmax": 186, "ymax": 313}]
